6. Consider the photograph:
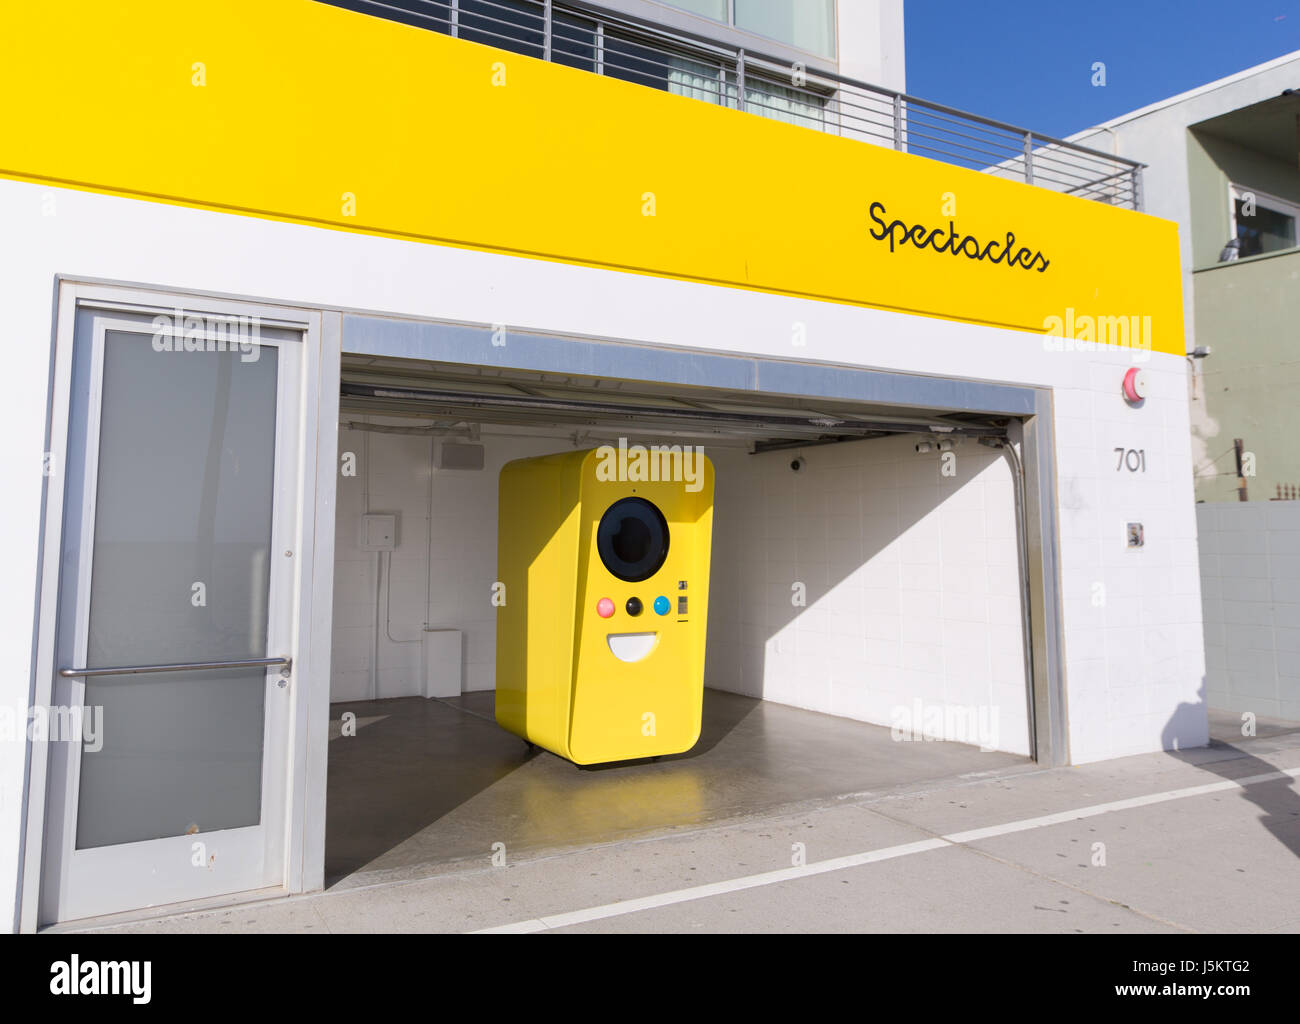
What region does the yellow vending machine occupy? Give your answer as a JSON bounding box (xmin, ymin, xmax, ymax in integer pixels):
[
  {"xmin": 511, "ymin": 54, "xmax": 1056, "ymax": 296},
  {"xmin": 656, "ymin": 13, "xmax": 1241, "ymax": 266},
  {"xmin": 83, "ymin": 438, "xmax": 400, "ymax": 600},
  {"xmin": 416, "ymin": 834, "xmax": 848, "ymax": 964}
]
[{"xmin": 495, "ymin": 446, "xmax": 714, "ymax": 765}]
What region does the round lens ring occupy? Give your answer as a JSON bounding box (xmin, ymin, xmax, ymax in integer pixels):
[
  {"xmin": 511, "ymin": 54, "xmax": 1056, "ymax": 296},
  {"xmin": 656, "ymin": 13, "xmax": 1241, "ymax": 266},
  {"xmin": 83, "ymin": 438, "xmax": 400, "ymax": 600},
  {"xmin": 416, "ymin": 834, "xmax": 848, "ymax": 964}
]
[{"xmin": 596, "ymin": 497, "xmax": 670, "ymax": 583}]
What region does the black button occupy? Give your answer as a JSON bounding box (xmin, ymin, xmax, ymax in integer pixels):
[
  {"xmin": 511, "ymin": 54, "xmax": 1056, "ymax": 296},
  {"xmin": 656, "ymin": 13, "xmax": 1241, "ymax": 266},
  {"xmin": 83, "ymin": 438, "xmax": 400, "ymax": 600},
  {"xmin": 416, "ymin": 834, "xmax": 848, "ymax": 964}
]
[{"xmin": 626, "ymin": 597, "xmax": 643, "ymax": 616}]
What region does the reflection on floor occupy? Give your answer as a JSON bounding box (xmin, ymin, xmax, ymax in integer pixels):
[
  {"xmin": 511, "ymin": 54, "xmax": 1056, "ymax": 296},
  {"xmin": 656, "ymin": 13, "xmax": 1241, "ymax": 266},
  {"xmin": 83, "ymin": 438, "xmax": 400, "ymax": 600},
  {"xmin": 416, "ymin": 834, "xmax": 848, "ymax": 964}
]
[{"xmin": 325, "ymin": 689, "xmax": 1030, "ymax": 889}]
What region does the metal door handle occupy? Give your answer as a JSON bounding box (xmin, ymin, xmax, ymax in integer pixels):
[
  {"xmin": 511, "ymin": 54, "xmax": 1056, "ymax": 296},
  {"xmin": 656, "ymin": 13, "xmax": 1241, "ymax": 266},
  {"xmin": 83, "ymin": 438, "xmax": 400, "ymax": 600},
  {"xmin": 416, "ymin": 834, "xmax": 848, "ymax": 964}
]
[{"xmin": 58, "ymin": 657, "xmax": 292, "ymax": 678}]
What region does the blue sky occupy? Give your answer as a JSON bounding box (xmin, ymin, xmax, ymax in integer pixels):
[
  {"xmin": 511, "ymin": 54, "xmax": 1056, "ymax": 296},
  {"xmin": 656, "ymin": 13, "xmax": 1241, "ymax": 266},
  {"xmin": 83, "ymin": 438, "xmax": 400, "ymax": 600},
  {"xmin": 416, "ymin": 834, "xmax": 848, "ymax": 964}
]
[{"xmin": 904, "ymin": 1, "xmax": 1300, "ymax": 138}]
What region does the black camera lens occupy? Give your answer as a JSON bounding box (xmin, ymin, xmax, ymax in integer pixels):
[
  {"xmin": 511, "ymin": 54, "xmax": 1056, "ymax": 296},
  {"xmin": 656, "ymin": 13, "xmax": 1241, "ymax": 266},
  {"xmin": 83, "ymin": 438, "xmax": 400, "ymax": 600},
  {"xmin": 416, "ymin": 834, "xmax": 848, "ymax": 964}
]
[
  {"xmin": 626, "ymin": 597, "xmax": 643, "ymax": 616},
  {"xmin": 596, "ymin": 497, "xmax": 670, "ymax": 583}
]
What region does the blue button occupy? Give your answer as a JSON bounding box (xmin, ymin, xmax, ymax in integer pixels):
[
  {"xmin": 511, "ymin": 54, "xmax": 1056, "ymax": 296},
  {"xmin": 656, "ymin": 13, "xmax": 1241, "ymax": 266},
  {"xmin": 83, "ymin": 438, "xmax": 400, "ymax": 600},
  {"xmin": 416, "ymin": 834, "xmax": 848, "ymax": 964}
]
[{"xmin": 653, "ymin": 596, "xmax": 671, "ymax": 616}]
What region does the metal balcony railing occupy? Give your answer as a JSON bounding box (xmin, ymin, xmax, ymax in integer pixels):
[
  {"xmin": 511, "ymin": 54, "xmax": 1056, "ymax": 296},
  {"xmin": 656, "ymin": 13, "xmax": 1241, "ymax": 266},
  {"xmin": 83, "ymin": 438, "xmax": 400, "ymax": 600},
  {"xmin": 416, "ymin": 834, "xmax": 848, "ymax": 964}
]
[{"xmin": 321, "ymin": 0, "xmax": 1145, "ymax": 210}]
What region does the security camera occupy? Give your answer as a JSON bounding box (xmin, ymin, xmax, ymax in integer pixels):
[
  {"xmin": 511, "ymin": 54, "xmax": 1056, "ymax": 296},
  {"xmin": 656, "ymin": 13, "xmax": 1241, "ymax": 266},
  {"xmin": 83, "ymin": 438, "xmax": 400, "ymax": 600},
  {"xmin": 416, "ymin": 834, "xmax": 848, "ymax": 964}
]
[
  {"xmin": 790, "ymin": 456, "xmax": 806, "ymax": 472},
  {"xmin": 915, "ymin": 441, "xmax": 934, "ymax": 454}
]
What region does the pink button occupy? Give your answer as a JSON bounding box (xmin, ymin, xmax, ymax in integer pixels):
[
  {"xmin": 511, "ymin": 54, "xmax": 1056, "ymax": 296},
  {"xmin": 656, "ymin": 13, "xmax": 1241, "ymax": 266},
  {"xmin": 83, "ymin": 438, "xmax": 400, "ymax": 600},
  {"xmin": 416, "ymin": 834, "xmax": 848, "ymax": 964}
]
[{"xmin": 597, "ymin": 598, "xmax": 615, "ymax": 618}]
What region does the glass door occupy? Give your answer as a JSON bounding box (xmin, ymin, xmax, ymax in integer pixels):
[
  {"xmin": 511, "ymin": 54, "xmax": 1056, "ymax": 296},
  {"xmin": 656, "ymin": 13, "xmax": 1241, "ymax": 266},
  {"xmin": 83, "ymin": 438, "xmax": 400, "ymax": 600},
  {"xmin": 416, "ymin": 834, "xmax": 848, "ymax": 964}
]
[{"xmin": 41, "ymin": 306, "xmax": 302, "ymax": 923}]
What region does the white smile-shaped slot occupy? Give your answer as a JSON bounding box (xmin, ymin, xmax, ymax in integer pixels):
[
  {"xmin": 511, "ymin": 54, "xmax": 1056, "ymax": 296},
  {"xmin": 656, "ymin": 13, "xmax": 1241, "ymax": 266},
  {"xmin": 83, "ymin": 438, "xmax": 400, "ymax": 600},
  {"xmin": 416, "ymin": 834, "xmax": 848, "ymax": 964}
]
[{"xmin": 607, "ymin": 632, "xmax": 659, "ymax": 663}]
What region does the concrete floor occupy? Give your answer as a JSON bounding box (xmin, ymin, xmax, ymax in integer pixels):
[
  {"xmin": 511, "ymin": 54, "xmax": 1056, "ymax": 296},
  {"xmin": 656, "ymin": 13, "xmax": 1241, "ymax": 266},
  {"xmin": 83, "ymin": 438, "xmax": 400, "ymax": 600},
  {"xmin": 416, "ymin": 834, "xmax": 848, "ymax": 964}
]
[
  {"xmin": 324, "ymin": 688, "xmax": 1030, "ymax": 888},
  {"xmin": 70, "ymin": 717, "xmax": 1300, "ymax": 934},
  {"xmin": 50, "ymin": 696, "xmax": 1298, "ymax": 934}
]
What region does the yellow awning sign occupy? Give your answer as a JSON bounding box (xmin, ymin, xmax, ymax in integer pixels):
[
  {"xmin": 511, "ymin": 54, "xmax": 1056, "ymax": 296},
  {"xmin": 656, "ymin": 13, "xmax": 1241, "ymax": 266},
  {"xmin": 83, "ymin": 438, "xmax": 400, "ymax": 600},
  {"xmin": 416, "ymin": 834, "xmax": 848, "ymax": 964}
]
[{"xmin": 0, "ymin": 0, "xmax": 1185, "ymax": 355}]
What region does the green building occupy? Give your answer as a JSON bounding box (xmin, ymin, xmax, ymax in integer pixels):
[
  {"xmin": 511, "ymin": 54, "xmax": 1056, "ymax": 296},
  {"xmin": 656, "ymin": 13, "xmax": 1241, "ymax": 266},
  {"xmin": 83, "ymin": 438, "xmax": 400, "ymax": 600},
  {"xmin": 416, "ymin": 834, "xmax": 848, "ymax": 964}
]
[{"xmin": 1072, "ymin": 52, "xmax": 1300, "ymax": 503}]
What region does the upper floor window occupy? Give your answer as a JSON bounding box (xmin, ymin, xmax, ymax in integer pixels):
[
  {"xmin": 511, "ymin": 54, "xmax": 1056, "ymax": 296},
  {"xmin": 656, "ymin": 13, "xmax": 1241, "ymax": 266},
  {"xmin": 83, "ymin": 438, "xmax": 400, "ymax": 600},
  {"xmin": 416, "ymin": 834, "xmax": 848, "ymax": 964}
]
[
  {"xmin": 668, "ymin": 0, "xmax": 836, "ymax": 58},
  {"xmin": 1230, "ymin": 184, "xmax": 1299, "ymax": 258},
  {"xmin": 666, "ymin": 0, "xmax": 728, "ymax": 20},
  {"xmin": 599, "ymin": 26, "xmax": 828, "ymax": 129},
  {"xmin": 735, "ymin": 0, "xmax": 835, "ymax": 58},
  {"xmin": 320, "ymin": 0, "xmax": 831, "ymax": 127}
]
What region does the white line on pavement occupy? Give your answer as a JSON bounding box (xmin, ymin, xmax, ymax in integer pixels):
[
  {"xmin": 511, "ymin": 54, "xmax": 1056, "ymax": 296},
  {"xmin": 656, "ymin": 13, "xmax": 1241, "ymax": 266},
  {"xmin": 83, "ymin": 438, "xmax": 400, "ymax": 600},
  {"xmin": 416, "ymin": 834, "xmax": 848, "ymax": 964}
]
[
  {"xmin": 476, "ymin": 838, "xmax": 949, "ymax": 933},
  {"xmin": 472, "ymin": 765, "xmax": 1300, "ymax": 933}
]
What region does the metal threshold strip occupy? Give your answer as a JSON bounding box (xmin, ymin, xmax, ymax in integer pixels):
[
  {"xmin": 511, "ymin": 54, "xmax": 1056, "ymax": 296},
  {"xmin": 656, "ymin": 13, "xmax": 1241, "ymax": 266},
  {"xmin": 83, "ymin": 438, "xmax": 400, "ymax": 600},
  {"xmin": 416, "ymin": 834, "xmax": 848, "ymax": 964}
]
[{"xmin": 339, "ymin": 382, "xmax": 1010, "ymax": 444}]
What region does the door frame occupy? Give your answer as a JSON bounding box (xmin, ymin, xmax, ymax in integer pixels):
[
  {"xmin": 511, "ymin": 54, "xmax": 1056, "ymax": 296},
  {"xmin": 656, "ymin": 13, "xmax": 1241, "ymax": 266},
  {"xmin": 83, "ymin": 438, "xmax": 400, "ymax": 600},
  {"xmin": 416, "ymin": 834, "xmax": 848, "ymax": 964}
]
[{"xmin": 19, "ymin": 281, "xmax": 338, "ymax": 931}]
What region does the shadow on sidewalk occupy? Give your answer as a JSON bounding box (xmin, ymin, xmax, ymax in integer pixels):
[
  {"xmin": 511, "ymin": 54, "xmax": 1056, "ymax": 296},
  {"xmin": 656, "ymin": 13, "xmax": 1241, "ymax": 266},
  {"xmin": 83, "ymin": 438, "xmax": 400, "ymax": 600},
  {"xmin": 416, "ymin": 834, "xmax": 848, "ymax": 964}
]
[{"xmin": 1162, "ymin": 678, "xmax": 1300, "ymax": 860}]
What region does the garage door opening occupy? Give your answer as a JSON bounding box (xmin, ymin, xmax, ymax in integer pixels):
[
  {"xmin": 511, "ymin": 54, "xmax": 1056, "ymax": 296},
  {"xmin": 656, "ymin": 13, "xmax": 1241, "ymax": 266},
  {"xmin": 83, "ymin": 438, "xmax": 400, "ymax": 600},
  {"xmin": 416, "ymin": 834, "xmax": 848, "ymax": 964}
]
[{"xmin": 324, "ymin": 354, "xmax": 1037, "ymax": 887}]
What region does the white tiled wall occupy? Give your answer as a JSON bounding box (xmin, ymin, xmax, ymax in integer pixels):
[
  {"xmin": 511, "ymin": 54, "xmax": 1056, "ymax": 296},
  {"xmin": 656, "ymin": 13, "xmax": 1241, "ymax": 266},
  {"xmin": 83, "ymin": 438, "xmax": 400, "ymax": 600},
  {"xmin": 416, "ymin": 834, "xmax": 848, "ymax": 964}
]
[
  {"xmin": 1198, "ymin": 501, "xmax": 1300, "ymax": 723},
  {"xmin": 705, "ymin": 435, "xmax": 1031, "ymax": 756},
  {"xmin": 331, "ymin": 423, "xmax": 565, "ymax": 701}
]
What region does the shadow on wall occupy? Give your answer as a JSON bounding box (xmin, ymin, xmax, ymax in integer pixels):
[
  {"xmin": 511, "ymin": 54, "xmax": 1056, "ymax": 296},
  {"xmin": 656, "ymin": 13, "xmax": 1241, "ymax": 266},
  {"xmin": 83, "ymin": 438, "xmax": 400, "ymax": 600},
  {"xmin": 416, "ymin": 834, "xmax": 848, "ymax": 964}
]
[
  {"xmin": 1163, "ymin": 678, "xmax": 1300, "ymax": 861},
  {"xmin": 706, "ymin": 434, "xmax": 1032, "ymax": 756}
]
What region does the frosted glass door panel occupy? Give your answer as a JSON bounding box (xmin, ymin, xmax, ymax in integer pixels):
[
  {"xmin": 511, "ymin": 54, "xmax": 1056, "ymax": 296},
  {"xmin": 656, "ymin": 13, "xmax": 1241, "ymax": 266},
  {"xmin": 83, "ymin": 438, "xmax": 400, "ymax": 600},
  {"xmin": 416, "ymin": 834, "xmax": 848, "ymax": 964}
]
[{"xmin": 75, "ymin": 331, "xmax": 278, "ymax": 850}]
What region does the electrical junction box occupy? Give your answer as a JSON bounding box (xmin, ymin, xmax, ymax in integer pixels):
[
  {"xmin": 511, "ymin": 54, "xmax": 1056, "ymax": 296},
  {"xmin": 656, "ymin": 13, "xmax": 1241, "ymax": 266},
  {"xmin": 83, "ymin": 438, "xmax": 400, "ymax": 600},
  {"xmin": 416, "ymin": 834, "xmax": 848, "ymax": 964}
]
[
  {"xmin": 359, "ymin": 513, "xmax": 398, "ymax": 551},
  {"xmin": 495, "ymin": 448, "xmax": 715, "ymax": 765}
]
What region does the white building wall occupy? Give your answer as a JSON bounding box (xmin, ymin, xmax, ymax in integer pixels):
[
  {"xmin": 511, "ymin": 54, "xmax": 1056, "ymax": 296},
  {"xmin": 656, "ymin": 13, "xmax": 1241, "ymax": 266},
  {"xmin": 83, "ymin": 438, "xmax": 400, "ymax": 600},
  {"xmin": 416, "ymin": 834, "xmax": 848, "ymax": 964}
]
[
  {"xmin": 0, "ymin": 177, "xmax": 1203, "ymax": 928},
  {"xmin": 836, "ymin": 0, "xmax": 905, "ymax": 92},
  {"xmin": 1052, "ymin": 369, "xmax": 1207, "ymax": 761},
  {"xmin": 1198, "ymin": 501, "xmax": 1300, "ymax": 723}
]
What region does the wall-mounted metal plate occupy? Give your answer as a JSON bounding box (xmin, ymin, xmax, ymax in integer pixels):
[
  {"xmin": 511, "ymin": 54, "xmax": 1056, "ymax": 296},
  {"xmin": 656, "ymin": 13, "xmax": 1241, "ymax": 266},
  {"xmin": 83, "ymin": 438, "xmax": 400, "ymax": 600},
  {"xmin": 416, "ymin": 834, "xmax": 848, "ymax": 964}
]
[{"xmin": 360, "ymin": 513, "xmax": 398, "ymax": 551}]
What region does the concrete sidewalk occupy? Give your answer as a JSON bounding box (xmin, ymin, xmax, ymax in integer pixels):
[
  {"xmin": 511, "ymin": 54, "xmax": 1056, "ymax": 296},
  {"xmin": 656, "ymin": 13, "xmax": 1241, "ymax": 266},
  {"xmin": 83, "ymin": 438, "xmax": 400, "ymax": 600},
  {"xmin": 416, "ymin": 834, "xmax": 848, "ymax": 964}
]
[{"xmin": 55, "ymin": 716, "xmax": 1300, "ymax": 934}]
